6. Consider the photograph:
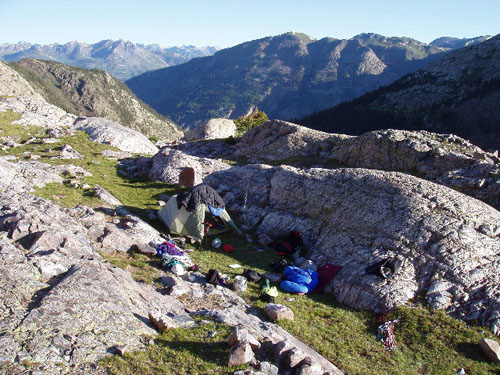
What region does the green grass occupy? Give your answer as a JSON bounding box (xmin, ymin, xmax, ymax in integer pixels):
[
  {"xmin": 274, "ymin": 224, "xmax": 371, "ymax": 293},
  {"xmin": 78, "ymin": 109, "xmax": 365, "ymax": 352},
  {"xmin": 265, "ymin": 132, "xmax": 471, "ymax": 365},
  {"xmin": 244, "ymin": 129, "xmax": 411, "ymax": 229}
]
[
  {"xmin": 100, "ymin": 318, "xmax": 246, "ymax": 375},
  {"xmin": 100, "ymin": 251, "xmax": 165, "ymax": 285},
  {"xmin": 0, "ymin": 110, "xmax": 183, "ymax": 218},
  {"xmin": 100, "ymin": 230, "xmax": 500, "ymax": 374},
  {"xmin": 234, "ymin": 110, "xmax": 268, "ymax": 137},
  {"xmin": 2, "ymin": 110, "xmax": 500, "ymax": 375}
]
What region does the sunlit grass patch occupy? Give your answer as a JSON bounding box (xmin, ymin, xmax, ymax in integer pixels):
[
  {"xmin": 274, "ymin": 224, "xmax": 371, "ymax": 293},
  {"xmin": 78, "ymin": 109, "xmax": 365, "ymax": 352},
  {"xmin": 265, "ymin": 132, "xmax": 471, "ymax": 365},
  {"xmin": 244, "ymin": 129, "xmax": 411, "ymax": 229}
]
[{"xmin": 100, "ymin": 251, "xmax": 164, "ymax": 285}]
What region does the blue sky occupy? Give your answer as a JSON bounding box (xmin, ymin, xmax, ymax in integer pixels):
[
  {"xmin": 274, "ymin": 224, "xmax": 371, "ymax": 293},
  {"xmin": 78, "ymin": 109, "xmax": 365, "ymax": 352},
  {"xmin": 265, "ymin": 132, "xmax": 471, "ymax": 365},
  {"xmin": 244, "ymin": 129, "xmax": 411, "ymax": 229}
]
[{"xmin": 1, "ymin": 0, "xmax": 498, "ymax": 47}]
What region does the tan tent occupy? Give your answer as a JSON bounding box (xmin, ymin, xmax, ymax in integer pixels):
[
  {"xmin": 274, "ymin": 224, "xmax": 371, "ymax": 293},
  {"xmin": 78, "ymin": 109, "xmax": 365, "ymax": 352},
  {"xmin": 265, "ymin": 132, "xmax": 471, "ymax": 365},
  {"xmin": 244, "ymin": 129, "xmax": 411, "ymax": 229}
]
[{"xmin": 158, "ymin": 193, "xmax": 239, "ymax": 242}]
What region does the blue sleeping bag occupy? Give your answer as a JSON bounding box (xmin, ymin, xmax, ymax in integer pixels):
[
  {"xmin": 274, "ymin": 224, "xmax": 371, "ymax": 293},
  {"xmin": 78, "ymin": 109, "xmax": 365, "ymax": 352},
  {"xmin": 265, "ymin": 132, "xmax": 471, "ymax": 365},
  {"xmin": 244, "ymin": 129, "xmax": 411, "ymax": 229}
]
[{"xmin": 280, "ymin": 266, "xmax": 319, "ymax": 294}]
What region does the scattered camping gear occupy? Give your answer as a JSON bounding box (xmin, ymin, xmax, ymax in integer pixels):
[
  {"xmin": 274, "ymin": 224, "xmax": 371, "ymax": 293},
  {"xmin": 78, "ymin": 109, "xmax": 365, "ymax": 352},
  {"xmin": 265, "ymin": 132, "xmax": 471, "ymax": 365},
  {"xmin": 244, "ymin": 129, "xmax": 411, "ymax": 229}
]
[
  {"xmin": 311, "ymin": 263, "xmax": 342, "ymax": 293},
  {"xmin": 156, "ymin": 240, "xmax": 185, "ymax": 257},
  {"xmin": 160, "ymin": 256, "xmax": 186, "ymax": 274},
  {"xmin": 280, "ymin": 266, "xmax": 319, "ymax": 294},
  {"xmin": 233, "ymin": 276, "xmax": 247, "ymax": 293},
  {"xmin": 271, "ymin": 231, "xmax": 305, "ymax": 258},
  {"xmin": 222, "ymin": 244, "xmax": 234, "ymax": 253},
  {"xmin": 365, "ymin": 256, "xmax": 402, "ymax": 279},
  {"xmin": 377, "ymin": 319, "xmax": 399, "ymax": 351},
  {"xmin": 242, "ymin": 269, "xmax": 261, "ymax": 283},
  {"xmin": 170, "ymin": 263, "xmax": 186, "ymax": 276},
  {"xmin": 157, "ymin": 184, "xmax": 240, "ymax": 242},
  {"xmin": 206, "ymin": 269, "xmax": 227, "ymax": 286},
  {"xmin": 188, "ymin": 264, "xmax": 199, "ymax": 272},
  {"xmin": 260, "ymin": 294, "xmax": 275, "ymax": 303},
  {"xmin": 270, "ymin": 259, "xmax": 288, "ymax": 273},
  {"xmin": 260, "ymin": 278, "xmax": 279, "ymax": 303}
]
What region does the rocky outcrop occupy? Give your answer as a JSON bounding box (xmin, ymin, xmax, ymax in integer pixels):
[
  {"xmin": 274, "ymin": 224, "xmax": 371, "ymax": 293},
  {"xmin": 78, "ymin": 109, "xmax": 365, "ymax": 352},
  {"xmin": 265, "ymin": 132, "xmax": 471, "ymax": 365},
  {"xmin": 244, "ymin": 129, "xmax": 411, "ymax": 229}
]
[
  {"xmin": 0, "ymin": 157, "xmax": 78, "ymax": 195},
  {"xmin": 236, "ymin": 121, "xmax": 500, "ymax": 210},
  {"xmin": 73, "ymin": 117, "xmax": 158, "ymax": 155},
  {"xmin": 0, "ymin": 175, "xmax": 185, "ymax": 373},
  {"xmin": 205, "ymin": 164, "xmax": 500, "ymax": 332},
  {"xmin": 0, "ymin": 237, "xmax": 185, "ymax": 374},
  {"xmin": 235, "ymin": 119, "xmax": 351, "ymax": 163},
  {"xmin": 165, "ymin": 274, "xmax": 342, "ymax": 374},
  {"xmin": 0, "ymin": 156, "xmax": 341, "ymax": 374},
  {"xmin": 183, "ymin": 118, "xmax": 236, "ymax": 141},
  {"xmin": 148, "ymin": 147, "xmax": 231, "ymax": 185}
]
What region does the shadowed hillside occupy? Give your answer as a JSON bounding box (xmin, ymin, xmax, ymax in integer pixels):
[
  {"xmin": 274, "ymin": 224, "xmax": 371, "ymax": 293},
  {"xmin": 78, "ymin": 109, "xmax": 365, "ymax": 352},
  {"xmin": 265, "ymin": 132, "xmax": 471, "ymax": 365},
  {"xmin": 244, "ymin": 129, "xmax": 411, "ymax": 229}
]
[
  {"xmin": 297, "ymin": 34, "xmax": 500, "ymax": 151},
  {"xmin": 9, "ymin": 59, "xmax": 183, "ymax": 141}
]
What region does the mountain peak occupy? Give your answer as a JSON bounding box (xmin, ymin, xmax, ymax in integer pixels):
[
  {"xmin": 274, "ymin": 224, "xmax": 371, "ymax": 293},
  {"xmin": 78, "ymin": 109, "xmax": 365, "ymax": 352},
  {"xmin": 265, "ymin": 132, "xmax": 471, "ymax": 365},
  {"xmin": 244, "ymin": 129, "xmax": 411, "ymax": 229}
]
[
  {"xmin": 429, "ymin": 35, "xmax": 492, "ymax": 49},
  {"xmin": 278, "ymin": 31, "xmax": 314, "ymax": 42}
]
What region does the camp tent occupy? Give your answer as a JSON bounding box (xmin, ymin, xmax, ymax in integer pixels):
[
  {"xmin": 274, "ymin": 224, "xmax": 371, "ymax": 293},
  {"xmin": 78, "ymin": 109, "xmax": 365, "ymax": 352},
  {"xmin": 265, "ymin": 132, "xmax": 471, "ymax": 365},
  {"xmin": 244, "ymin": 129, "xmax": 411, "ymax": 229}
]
[{"xmin": 158, "ymin": 184, "xmax": 240, "ymax": 242}]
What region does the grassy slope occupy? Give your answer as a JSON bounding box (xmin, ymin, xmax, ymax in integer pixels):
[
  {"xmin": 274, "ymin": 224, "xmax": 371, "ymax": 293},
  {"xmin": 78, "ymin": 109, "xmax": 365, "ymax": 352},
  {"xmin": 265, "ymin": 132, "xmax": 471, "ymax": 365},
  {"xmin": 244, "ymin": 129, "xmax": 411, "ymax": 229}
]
[{"xmin": 1, "ymin": 110, "xmax": 499, "ymax": 374}]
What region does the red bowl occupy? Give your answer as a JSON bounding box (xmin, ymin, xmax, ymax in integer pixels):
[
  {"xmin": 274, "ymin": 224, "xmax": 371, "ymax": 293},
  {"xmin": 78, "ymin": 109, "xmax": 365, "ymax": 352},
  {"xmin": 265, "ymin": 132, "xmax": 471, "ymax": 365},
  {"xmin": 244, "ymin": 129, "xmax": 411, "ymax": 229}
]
[{"xmin": 222, "ymin": 244, "xmax": 234, "ymax": 253}]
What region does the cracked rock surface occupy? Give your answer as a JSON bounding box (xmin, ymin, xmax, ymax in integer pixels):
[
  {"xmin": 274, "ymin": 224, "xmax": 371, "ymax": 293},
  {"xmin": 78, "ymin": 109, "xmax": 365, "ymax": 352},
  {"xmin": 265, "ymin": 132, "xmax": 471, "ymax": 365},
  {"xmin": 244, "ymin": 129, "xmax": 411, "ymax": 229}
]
[{"xmin": 205, "ymin": 164, "xmax": 500, "ymax": 332}]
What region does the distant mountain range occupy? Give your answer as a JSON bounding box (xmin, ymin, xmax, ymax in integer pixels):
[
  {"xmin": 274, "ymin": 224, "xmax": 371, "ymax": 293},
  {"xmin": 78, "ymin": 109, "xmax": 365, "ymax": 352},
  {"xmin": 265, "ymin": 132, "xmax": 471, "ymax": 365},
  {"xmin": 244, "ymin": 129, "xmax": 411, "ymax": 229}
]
[
  {"xmin": 126, "ymin": 32, "xmax": 489, "ymax": 128},
  {"xmin": 0, "ymin": 40, "xmax": 219, "ymax": 80},
  {"xmin": 429, "ymin": 36, "xmax": 492, "ymax": 49},
  {"xmin": 297, "ymin": 34, "xmax": 500, "ymax": 151},
  {"xmin": 8, "ymin": 59, "xmax": 183, "ymax": 141}
]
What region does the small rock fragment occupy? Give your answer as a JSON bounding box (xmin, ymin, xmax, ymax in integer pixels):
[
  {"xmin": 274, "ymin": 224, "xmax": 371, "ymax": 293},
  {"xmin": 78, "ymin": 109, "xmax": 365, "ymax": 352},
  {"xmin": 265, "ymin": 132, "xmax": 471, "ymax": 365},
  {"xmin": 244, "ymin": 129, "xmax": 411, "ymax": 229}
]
[
  {"xmin": 264, "ymin": 304, "xmax": 294, "ymax": 321},
  {"xmin": 228, "ymin": 342, "xmax": 255, "ymax": 366},
  {"xmin": 148, "ymin": 311, "xmax": 178, "ymax": 332},
  {"xmin": 479, "ymin": 337, "xmax": 500, "ymax": 363}
]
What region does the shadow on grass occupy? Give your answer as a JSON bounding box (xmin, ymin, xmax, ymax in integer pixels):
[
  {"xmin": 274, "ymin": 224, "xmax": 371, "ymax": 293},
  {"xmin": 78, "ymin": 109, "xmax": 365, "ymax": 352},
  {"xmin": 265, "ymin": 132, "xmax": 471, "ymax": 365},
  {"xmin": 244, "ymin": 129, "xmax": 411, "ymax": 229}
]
[
  {"xmin": 154, "ymin": 337, "xmax": 231, "ymax": 367},
  {"xmin": 455, "ymin": 342, "xmax": 490, "ymax": 363},
  {"xmin": 119, "ymin": 181, "xmax": 179, "ymax": 190}
]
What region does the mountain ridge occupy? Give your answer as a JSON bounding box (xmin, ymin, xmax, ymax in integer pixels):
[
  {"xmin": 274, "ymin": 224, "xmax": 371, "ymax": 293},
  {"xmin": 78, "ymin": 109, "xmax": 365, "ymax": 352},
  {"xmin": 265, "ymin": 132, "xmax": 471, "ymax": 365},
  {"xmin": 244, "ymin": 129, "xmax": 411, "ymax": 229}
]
[
  {"xmin": 0, "ymin": 40, "xmax": 219, "ymax": 80},
  {"xmin": 297, "ymin": 33, "xmax": 500, "ymax": 151},
  {"xmin": 126, "ymin": 32, "xmax": 487, "ymax": 128}
]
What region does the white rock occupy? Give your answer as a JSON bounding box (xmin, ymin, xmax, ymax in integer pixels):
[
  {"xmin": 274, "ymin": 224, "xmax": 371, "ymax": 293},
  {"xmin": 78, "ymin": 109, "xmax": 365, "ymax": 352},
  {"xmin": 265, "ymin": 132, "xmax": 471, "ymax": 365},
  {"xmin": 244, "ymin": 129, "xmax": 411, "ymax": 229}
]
[{"xmin": 74, "ymin": 117, "xmax": 158, "ymax": 155}]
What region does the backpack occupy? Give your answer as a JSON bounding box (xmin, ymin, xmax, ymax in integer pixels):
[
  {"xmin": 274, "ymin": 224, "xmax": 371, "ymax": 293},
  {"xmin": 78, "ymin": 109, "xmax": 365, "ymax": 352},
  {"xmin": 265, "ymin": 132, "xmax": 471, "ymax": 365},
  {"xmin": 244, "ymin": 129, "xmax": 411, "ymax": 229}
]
[
  {"xmin": 206, "ymin": 269, "xmax": 226, "ymax": 286},
  {"xmin": 365, "ymin": 257, "xmax": 402, "ymax": 279},
  {"xmin": 242, "ymin": 269, "xmax": 261, "ymax": 283},
  {"xmin": 272, "ymin": 231, "xmax": 304, "ymax": 257}
]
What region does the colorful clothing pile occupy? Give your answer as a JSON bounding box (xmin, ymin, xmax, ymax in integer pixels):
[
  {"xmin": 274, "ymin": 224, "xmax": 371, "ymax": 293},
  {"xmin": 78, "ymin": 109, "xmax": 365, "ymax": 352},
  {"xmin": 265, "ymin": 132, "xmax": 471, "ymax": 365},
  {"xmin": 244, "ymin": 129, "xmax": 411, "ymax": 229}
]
[
  {"xmin": 156, "ymin": 240, "xmax": 185, "ymax": 257},
  {"xmin": 377, "ymin": 319, "xmax": 400, "ymax": 351}
]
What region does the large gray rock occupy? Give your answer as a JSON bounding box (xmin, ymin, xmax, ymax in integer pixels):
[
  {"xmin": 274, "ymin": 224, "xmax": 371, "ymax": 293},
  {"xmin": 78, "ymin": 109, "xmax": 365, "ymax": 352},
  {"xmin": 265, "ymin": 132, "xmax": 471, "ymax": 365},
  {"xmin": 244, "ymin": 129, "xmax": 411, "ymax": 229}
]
[
  {"xmin": 228, "ymin": 341, "xmax": 255, "ymax": 366},
  {"xmin": 265, "ymin": 304, "xmax": 295, "ymax": 321},
  {"xmin": 148, "ymin": 147, "xmax": 231, "ymax": 185},
  {"xmin": 93, "ymin": 184, "xmax": 123, "ymax": 206},
  {"xmin": 235, "ymin": 119, "xmax": 351, "ymax": 163},
  {"xmin": 184, "ymin": 118, "xmax": 236, "ymax": 141},
  {"xmin": 0, "ymin": 162, "xmax": 188, "ymax": 374},
  {"xmin": 205, "ymin": 164, "xmax": 500, "ymax": 331},
  {"xmin": 0, "ymin": 158, "xmax": 65, "ymax": 194},
  {"xmin": 235, "ymin": 121, "xmax": 500, "ymax": 210},
  {"xmin": 73, "ymin": 117, "xmax": 158, "ymax": 155}
]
